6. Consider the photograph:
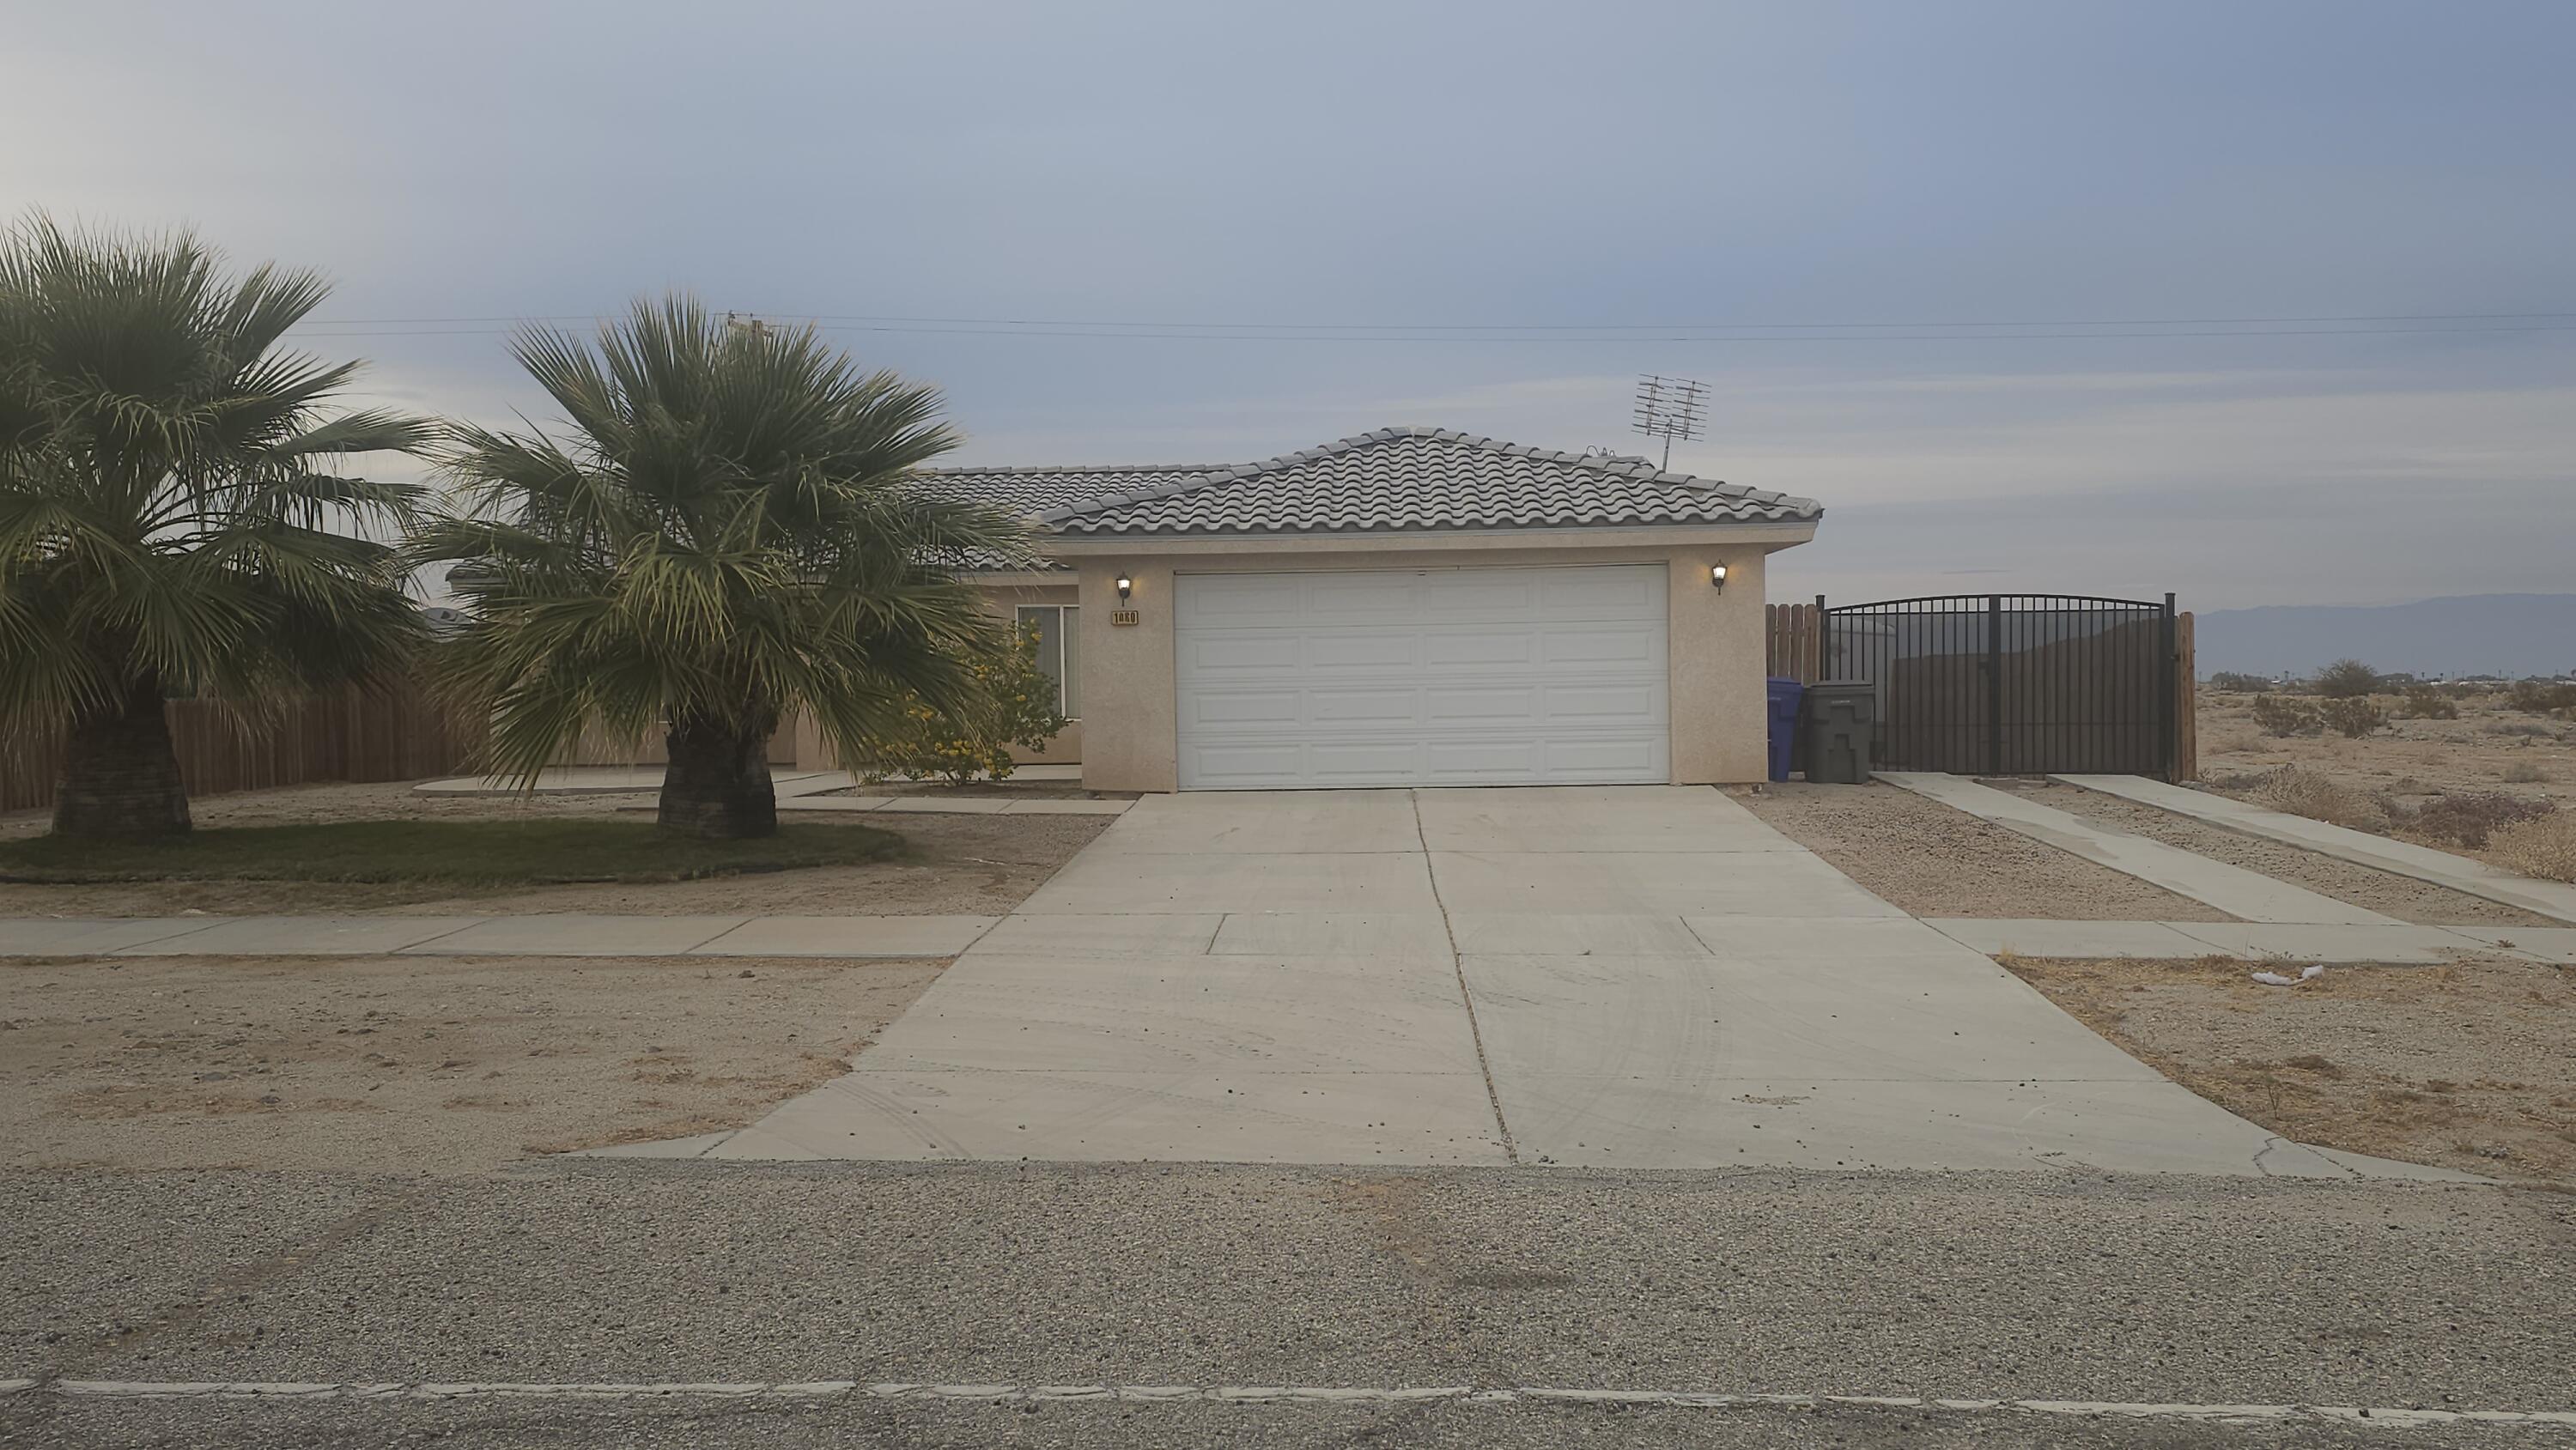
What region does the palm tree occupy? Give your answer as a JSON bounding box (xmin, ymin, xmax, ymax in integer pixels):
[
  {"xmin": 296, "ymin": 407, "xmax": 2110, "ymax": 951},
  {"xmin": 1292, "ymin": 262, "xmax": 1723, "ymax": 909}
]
[
  {"xmin": 0, "ymin": 215, "xmax": 430, "ymax": 838},
  {"xmin": 415, "ymin": 297, "xmax": 1036, "ymax": 839}
]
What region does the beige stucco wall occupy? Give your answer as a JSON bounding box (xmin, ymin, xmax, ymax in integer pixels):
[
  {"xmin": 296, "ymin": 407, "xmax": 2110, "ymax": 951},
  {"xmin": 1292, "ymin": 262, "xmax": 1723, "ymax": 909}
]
[{"xmin": 1066, "ymin": 537, "xmax": 1793, "ymax": 792}]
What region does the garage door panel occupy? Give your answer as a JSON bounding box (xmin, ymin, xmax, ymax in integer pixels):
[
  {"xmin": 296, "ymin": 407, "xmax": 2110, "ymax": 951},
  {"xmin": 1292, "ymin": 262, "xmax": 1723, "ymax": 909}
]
[
  {"xmin": 1187, "ymin": 743, "xmax": 1308, "ymax": 787},
  {"xmin": 1307, "ymin": 742, "xmax": 1430, "ymax": 780},
  {"xmin": 1543, "ymin": 738, "xmax": 1666, "ymax": 774},
  {"xmin": 1540, "ymin": 568, "xmax": 1662, "ymax": 613},
  {"xmin": 1422, "ymin": 742, "xmax": 1549, "ymax": 780},
  {"xmin": 1186, "ymin": 689, "xmax": 1306, "ymax": 727},
  {"xmin": 1309, "ymin": 688, "xmax": 1422, "ymax": 724},
  {"xmin": 1303, "ymin": 574, "xmax": 1419, "ymax": 619},
  {"xmin": 1542, "ymin": 627, "xmax": 1660, "ymax": 667},
  {"xmin": 1183, "ymin": 634, "xmax": 1301, "ymax": 672},
  {"xmin": 1425, "ymin": 686, "xmax": 1540, "ymax": 723},
  {"xmin": 1187, "ymin": 577, "xmax": 1304, "ymax": 624},
  {"xmin": 1423, "ymin": 630, "xmax": 1542, "ymax": 669},
  {"xmin": 1176, "ymin": 567, "xmax": 1668, "ymax": 790},
  {"xmin": 1306, "ymin": 632, "xmax": 1421, "ymax": 669},
  {"xmin": 1543, "ymin": 683, "xmax": 1660, "ymax": 722}
]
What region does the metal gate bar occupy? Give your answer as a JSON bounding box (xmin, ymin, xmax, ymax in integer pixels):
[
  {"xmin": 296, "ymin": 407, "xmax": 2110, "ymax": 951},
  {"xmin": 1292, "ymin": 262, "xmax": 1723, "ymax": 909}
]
[{"xmin": 1820, "ymin": 592, "xmax": 2175, "ymax": 780}]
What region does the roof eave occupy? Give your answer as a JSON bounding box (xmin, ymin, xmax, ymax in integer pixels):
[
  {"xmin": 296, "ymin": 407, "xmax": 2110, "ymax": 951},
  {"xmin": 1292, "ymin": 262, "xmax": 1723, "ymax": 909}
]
[{"xmin": 1031, "ymin": 520, "xmax": 1822, "ymax": 555}]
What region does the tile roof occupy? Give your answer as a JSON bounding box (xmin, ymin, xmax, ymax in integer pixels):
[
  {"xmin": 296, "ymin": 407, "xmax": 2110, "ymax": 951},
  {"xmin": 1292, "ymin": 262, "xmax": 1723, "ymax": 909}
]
[
  {"xmin": 913, "ymin": 428, "xmax": 1820, "ymax": 564},
  {"xmin": 914, "ymin": 462, "xmax": 1226, "ymax": 519}
]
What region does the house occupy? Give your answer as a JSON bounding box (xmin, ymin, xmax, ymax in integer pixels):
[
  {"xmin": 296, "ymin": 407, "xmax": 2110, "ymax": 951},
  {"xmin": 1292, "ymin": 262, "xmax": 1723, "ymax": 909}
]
[{"xmin": 918, "ymin": 427, "xmax": 1821, "ymax": 792}]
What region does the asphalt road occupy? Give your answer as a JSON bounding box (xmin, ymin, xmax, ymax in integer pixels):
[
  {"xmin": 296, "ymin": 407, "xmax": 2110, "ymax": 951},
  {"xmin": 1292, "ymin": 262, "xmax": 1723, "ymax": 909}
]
[{"xmin": 6, "ymin": 1161, "xmax": 2573, "ymax": 1448}]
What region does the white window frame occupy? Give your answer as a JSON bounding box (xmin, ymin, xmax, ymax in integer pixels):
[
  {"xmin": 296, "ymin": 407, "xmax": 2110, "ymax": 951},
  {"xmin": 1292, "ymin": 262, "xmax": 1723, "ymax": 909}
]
[{"xmin": 1015, "ymin": 604, "xmax": 1079, "ymax": 719}]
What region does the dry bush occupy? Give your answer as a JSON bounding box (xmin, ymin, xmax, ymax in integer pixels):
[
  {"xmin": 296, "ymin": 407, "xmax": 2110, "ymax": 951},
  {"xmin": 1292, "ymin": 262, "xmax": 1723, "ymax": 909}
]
[
  {"xmin": 2245, "ymin": 767, "xmax": 2391, "ymax": 832},
  {"xmin": 2506, "ymin": 680, "xmax": 2576, "ymax": 715},
  {"xmin": 2203, "ymin": 723, "xmax": 2260, "ymax": 756},
  {"xmin": 2397, "ymin": 685, "xmax": 2459, "ymax": 720},
  {"xmin": 2501, "ymin": 761, "xmax": 2554, "ymax": 785},
  {"xmin": 2319, "ymin": 696, "xmax": 2388, "ymax": 737},
  {"xmin": 2489, "ymin": 812, "xmax": 2576, "ymax": 883},
  {"xmin": 2394, "ymin": 792, "xmax": 2557, "ymax": 850},
  {"xmin": 2251, "ymin": 694, "xmax": 2322, "ymax": 737},
  {"xmin": 2206, "ymin": 671, "xmax": 2273, "ymax": 694},
  {"xmin": 2313, "ymin": 658, "xmax": 2383, "ymax": 699}
]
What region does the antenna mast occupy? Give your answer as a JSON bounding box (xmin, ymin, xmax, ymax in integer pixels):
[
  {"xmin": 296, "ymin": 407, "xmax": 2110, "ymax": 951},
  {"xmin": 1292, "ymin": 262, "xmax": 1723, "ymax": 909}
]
[{"xmin": 1631, "ymin": 373, "xmax": 1708, "ymax": 470}]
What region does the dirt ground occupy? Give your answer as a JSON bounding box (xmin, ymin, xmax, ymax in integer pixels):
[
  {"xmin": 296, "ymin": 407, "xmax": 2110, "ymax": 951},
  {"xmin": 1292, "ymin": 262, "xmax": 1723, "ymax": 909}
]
[
  {"xmin": 1736, "ymin": 781, "xmax": 2227, "ymax": 920},
  {"xmin": 2008, "ymin": 953, "xmax": 2576, "ymax": 1183},
  {"xmin": 2198, "ymin": 689, "xmax": 2576, "ymax": 816},
  {"xmin": 2000, "ymin": 779, "xmax": 2561, "ymax": 929},
  {"xmin": 0, "ymin": 953, "xmax": 941, "ymax": 1175},
  {"xmin": 0, "ymin": 780, "xmax": 1110, "ymax": 916}
]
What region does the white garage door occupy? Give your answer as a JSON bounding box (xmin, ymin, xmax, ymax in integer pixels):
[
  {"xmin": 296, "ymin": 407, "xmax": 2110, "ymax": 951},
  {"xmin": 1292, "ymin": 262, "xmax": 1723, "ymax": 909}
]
[{"xmin": 1175, "ymin": 565, "xmax": 1670, "ymax": 790}]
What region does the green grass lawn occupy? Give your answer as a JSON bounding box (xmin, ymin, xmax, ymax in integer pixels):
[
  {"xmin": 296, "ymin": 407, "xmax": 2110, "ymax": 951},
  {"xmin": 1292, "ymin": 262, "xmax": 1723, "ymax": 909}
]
[{"xmin": 0, "ymin": 819, "xmax": 903, "ymax": 886}]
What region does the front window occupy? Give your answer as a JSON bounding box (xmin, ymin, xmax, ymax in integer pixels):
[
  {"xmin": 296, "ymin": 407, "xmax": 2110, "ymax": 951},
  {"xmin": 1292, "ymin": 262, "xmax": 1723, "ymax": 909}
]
[{"xmin": 1017, "ymin": 604, "xmax": 1079, "ymax": 718}]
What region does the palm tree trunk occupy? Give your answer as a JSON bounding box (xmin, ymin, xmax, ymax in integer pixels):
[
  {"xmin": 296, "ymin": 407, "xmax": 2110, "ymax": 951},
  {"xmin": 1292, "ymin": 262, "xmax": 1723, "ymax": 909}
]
[
  {"xmin": 52, "ymin": 676, "xmax": 192, "ymax": 839},
  {"xmin": 658, "ymin": 711, "xmax": 778, "ymax": 839}
]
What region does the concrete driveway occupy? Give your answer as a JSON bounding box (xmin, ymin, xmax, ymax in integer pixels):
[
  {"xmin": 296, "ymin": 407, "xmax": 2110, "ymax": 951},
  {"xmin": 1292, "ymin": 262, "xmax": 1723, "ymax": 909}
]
[{"xmin": 679, "ymin": 786, "xmax": 2455, "ymax": 1177}]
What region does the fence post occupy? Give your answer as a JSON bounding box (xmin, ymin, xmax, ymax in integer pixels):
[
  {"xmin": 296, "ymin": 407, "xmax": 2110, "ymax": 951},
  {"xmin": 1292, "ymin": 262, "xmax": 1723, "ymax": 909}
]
[
  {"xmin": 2160, "ymin": 592, "xmax": 2181, "ymax": 781},
  {"xmin": 1984, "ymin": 594, "xmax": 2004, "ymax": 775}
]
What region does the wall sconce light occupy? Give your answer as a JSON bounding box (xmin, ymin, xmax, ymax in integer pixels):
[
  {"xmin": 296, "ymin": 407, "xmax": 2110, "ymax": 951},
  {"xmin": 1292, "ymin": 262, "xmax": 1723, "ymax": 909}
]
[
  {"xmin": 1709, "ymin": 564, "xmax": 1729, "ymax": 590},
  {"xmin": 1115, "ymin": 574, "xmax": 1133, "ymax": 604}
]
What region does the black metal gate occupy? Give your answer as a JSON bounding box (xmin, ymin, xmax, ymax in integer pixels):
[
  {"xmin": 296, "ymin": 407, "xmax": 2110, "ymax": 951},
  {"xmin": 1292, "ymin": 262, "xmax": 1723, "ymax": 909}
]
[{"xmin": 1819, "ymin": 593, "xmax": 2177, "ymax": 779}]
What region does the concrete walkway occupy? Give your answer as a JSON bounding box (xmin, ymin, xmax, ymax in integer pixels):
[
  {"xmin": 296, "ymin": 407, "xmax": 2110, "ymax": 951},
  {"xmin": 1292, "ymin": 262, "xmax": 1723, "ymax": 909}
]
[
  {"xmin": 1879, "ymin": 772, "xmax": 2401, "ymax": 925},
  {"xmin": 2057, "ymin": 772, "xmax": 2576, "ymax": 925},
  {"xmin": 636, "ymin": 786, "xmax": 2461, "ymax": 1178}
]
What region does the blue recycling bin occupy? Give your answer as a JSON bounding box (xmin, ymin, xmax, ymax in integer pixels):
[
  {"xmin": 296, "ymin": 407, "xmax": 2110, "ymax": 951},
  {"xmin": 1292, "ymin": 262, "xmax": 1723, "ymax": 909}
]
[{"xmin": 1765, "ymin": 676, "xmax": 1805, "ymax": 782}]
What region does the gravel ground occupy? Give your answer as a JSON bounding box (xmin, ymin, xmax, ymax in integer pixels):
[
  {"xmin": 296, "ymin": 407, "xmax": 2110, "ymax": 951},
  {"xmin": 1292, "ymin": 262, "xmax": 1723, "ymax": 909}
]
[
  {"xmin": 2007, "ymin": 953, "xmax": 2576, "ymax": 1183},
  {"xmin": 1735, "ymin": 783, "xmax": 2226, "ymax": 919},
  {"xmin": 3, "ymin": 1162, "xmax": 2571, "ymax": 1436},
  {"xmin": 0, "ymin": 809, "xmax": 1109, "ymax": 917},
  {"xmin": 2006, "ymin": 780, "xmax": 2561, "ymax": 928},
  {"xmin": 0, "ymin": 955, "xmax": 943, "ymax": 1174},
  {"xmin": 9, "ymin": 1396, "xmax": 2542, "ymax": 1449}
]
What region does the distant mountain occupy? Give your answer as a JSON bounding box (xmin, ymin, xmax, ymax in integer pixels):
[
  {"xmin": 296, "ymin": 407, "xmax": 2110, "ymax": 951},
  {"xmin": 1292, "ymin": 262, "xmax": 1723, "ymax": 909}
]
[{"xmin": 2195, "ymin": 594, "xmax": 2576, "ymax": 679}]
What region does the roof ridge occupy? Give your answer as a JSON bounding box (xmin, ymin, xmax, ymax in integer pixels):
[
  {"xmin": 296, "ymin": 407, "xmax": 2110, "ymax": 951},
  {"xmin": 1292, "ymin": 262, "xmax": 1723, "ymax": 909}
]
[
  {"xmin": 918, "ymin": 461, "xmax": 1230, "ymax": 476},
  {"xmin": 1033, "ymin": 425, "xmax": 1801, "ymax": 523}
]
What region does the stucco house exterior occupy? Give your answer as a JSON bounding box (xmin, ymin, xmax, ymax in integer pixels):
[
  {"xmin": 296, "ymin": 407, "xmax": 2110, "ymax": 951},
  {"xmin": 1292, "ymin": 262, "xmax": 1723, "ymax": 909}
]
[{"xmin": 914, "ymin": 426, "xmax": 1822, "ymax": 792}]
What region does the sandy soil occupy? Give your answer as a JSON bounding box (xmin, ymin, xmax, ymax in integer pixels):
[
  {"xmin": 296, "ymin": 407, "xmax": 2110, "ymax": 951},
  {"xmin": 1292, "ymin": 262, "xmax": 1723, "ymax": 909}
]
[
  {"xmin": 1735, "ymin": 782, "xmax": 2226, "ymax": 920},
  {"xmin": 2008, "ymin": 953, "xmax": 2576, "ymax": 1183},
  {"xmin": 2007, "ymin": 779, "xmax": 2561, "ymax": 928},
  {"xmin": 0, "ymin": 953, "xmax": 941, "ymax": 1175},
  {"xmin": 2198, "ymin": 691, "xmax": 2575, "ymax": 816},
  {"xmin": 0, "ymin": 780, "xmax": 1111, "ymax": 916}
]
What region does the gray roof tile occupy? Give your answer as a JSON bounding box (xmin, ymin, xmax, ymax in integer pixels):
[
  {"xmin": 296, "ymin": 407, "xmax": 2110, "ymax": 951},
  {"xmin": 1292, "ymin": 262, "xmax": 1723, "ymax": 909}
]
[{"xmin": 914, "ymin": 427, "xmax": 1820, "ymax": 564}]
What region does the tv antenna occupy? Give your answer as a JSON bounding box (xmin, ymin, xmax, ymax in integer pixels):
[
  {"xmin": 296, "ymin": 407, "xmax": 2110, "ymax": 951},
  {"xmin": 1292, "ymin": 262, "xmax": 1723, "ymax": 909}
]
[{"xmin": 1631, "ymin": 373, "xmax": 1708, "ymax": 470}]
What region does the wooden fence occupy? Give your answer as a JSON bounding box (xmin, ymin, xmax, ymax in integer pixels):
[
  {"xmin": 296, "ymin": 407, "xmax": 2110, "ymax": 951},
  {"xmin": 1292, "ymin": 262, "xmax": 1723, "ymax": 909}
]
[
  {"xmin": 2, "ymin": 685, "xmax": 483, "ymax": 816},
  {"xmin": 1765, "ymin": 603, "xmax": 1824, "ymax": 683}
]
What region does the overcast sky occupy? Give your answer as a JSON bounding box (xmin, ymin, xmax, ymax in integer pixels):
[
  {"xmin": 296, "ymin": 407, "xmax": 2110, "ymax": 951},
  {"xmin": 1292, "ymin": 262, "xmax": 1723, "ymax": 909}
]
[{"xmin": 8, "ymin": 1, "xmax": 2570, "ymax": 610}]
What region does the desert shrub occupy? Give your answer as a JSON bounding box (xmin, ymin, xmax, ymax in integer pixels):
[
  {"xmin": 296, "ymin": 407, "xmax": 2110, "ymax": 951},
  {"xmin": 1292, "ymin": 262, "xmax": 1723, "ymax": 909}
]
[
  {"xmin": 2489, "ymin": 812, "xmax": 2576, "ymax": 883},
  {"xmin": 2244, "ymin": 767, "xmax": 2390, "ymax": 832},
  {"xmin": 2206, "ymin": 671, "xmax": 2272, "ymax": 694},
  {"xmin": 2391, "ymin": 792, "xmax": 2556, "ymax": 850},
  {"xmin": 2505, "ymin": 679, "xmax": 2576, "ymax": 715},
  {"xmin": 2318, "ymin": 696, "xmax": 2387, "ymax": 737},
  {"xmin": 2251, "ymin": 694, "xmax": 2321, "ymax": 737},
  {"xmin": 2312, "ymin": 658, "xmax": 2383, "ymax": 699},
  {"xmin": 2500, "ymin": 761, "xmax": 2553, "ymax": 784},
  {"xmin": 841, "ymin": 626, "xmax": 1071, "ymax": 786},
  {"xmin": 2396, "ymin": 685, "xmax": 2458, "ymax": 720}
]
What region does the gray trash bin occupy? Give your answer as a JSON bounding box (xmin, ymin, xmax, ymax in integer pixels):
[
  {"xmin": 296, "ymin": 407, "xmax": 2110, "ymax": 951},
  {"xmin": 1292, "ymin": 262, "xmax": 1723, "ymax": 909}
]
[{"xmin": 1802, "ymin": 679, "xmax": 1876, "ymax": 784}]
